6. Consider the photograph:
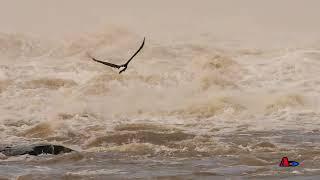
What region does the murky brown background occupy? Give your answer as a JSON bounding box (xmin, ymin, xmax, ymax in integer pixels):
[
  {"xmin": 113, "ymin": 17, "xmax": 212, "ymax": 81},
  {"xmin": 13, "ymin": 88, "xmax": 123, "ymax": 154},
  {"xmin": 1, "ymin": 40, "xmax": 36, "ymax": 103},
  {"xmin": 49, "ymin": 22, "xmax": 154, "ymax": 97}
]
[{"xmin": 0, "ymin": 0, "xmax": 320, "ymax": 179}]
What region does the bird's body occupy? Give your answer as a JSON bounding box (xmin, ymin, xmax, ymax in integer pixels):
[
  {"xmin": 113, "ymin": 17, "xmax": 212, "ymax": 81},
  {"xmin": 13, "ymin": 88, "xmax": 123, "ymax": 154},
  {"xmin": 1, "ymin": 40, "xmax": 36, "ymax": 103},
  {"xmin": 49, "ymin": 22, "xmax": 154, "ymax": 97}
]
[
  {"xmin": 89, "ymin": 37, "xmax": 145, "ymax": 74},
  {"xmin": 119, "ymin": 66, "xmax": 126, "ymax": 73}
]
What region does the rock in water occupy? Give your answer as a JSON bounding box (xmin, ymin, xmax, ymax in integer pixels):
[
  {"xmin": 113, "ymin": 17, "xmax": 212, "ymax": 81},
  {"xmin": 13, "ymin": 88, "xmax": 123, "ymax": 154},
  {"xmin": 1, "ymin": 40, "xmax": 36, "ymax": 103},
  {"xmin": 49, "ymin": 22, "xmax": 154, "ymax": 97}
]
[{"xmin": 0, "ymin": 144, "xmax": 74, "ymax": 156}]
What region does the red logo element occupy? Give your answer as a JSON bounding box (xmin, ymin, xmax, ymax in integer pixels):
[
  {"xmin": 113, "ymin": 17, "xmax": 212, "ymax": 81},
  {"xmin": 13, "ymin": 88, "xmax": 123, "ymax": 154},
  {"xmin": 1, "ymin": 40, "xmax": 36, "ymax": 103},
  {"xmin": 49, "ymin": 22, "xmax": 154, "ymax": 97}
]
[{"xmin": 279, "ymin": 157, "xmax": 290, "ymax": 167}]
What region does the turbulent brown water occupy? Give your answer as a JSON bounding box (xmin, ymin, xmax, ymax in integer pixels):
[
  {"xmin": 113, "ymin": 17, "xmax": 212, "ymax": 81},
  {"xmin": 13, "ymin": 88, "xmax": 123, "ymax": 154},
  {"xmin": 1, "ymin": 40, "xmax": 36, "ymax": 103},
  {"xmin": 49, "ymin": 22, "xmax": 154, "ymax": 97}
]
[{"xmin": 1, "ymin": 0, "xmax": 320, "ymax": 179}]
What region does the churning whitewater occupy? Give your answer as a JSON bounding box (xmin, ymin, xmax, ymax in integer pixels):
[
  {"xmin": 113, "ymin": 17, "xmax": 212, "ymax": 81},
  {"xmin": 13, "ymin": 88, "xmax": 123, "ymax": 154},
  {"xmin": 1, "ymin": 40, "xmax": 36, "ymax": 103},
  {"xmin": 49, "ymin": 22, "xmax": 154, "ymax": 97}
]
[{"xmin": 0, "ymin": 29, "xmax": 320, "ymax": 178}]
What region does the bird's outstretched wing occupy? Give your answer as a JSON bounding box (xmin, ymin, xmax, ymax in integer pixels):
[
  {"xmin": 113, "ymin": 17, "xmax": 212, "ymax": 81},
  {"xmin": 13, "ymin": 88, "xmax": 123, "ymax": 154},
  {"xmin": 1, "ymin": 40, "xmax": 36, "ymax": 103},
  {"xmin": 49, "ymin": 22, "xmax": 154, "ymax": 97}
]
[
  {"xmin": 122, "ymin": 37, "xmax": 145, "ymax": 66},
  {"xmin": 90, "ymin": 57, "xmax": 121, "ymax": 69}
]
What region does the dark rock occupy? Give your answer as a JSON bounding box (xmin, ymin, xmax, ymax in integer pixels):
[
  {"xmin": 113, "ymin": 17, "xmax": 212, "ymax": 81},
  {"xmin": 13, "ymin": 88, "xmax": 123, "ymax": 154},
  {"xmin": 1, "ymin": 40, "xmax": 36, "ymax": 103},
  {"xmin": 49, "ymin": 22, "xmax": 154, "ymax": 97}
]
[{"xmin": 0, "ymin": 144, "xmax": 74, "ymax": 156}]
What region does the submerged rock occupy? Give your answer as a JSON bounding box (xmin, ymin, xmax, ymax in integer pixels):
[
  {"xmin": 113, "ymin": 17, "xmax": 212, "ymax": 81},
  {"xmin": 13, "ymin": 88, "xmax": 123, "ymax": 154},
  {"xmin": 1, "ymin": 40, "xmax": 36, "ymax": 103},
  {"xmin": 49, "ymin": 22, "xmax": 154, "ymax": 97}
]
[{"xmin": 0, "ymin": 144, "xmax": 74, "ymax": 156}]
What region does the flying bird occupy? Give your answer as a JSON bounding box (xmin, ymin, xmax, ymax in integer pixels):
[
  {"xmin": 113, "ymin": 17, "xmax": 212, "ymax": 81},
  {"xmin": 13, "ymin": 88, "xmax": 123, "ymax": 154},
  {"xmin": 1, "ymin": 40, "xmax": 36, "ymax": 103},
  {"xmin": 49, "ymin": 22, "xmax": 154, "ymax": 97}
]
[{"xmin": 89, "ymin": 37, "xmax": 145, "ymax": 74}]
